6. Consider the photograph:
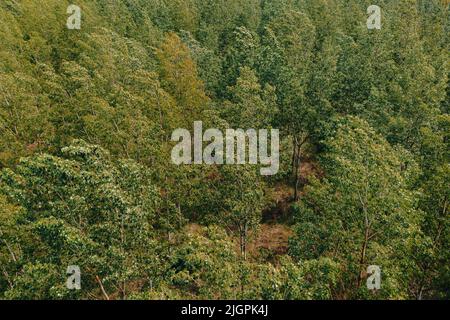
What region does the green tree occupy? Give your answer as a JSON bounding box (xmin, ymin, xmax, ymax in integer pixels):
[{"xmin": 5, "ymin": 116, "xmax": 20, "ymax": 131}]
[
  {"xmin": 0, "ymin": 140, "xmax": 166, "ymax": 299},
  {"xmin": 222, "ymin": 66, "xmax": 277, "ymax": 128},
  {"xmin": 290, "ymin": 117, "xmax": 424, "ymax": 299},
  {"xmin": 217, "ymin": 166, "xmax": 265, "ymax": 260},
  {"xmin": 156, "ymin": 32, "xmax": 209, "ymax": 123}
]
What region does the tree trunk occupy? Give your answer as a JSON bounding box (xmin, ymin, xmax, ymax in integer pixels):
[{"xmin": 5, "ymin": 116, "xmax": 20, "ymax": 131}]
[
  {"xmin": 95, "ymin": 275, "xmax": 110, "ymax": 300},
  {"xmin": 243, "ymin": 224, "xmax": 247, "ymax": 261},
  {"xmin": 293, "ymin": 134, "xmax": 307, "ymax": 201},
  {"xmin": 239, "ymin": 224, "xmax": 248, "ymax": 260},
  {"xmin": 0, "ymin": 229, "xmax": 17, "ymax": 262},
  {"xmin": 294, "ymin": 146, "xmax": 301, "ymax": 201},
  {"xmin": 357, "ymin": 227, "xmax": 369, "ymax": 289}
]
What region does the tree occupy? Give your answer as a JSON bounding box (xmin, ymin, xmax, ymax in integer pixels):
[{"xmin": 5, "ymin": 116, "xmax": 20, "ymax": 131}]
[
  {"xmin": 156, "ymin": 32, "xmax": 209, "ymax": 123},
  {"xmin": 221, "ymin": 26, "xmax": 260, "ymax": 97},
  {"xmin": 222, "ymin": 66, "xmax": 277, "ymax": 128},
  {"xmin": 257, "ymin": 256, "xmax": 340, "ymax": 300},
  {"xmin": 217, "ymin": 165, "xmax": 265, "ymax": 260},
  {"xmin": 413, "ymin": 164, "xmax": 449, "ymax": 299},
  {"xmin": 0, "ymin": 194, "xmax": 20, "ymax": 295},
  {"xmin": 0, "ymin": 72, "xmax": 54, "ymax": 167},
  {"xmin": 290, "ymin": 117, "xmax": 424, "ymax": 299},
  {"xmin": 264, "ymin": 9, "xmax": 338, "ymax": 200},
  {"xmin": 180, "ymin": 30, "xmax": 222, "ymax": 98},
  {"xmin": 165, "ymin": 225, "xmax": 241, "ymax": 299},
  {"xmin": 0, "ymin": 140, "xmax": 167, "ymax": 299}
]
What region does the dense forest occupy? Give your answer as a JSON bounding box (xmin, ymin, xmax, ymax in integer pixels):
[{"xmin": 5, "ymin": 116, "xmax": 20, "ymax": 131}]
[{"xmin": 0, "ymin": 0, "xmax": 448, "ymax": 300}]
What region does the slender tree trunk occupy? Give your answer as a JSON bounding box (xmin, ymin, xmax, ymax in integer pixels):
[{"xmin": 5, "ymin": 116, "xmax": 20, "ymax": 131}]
[
  {"xmin": 293, "ymin": 134, "xmax": 307, "ymax": 201},
  {"xmin": 291, "ymin": 137, "xmax": 297, "ymax": 175},
  {"xmin": 95, "ymin": 275, "xmax": 110, "ymax": 300},
  {"xmin": 239, "ymin": 231, "xmax": 245, "ymax": 258},
  {"xmin": 294, "ymin": 144, "xmax": 301, "ymax": 201},
  {"xmin": 0, "ymin": 229, "xmax": 17, "ymax": 262},
  {"xmin": 239, "ymin": 223, "xmax": 248, "ymax": 260},
  {"xmin": 357, "ymin": 227, "xmax": 369, "ymax": 289},
  {"xmin": 243, "ymin": 224, "xmax": 247, "ymax": 261},
  {"xmin": 1, "ymin": 266, "xmax": 13, "ymax": 289},
  {"xmin": 122, "ymin": 281, "xmax": 126, "ymax": 300},
  {"xmin": 155, "ymin": 84, "xmax": 165, "ymax": 142}
]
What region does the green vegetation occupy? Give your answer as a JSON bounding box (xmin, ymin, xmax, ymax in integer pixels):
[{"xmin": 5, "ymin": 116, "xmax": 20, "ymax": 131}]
[{"xmin": 0, "ymin": 0, "xmax": 448, "ymax": 300}]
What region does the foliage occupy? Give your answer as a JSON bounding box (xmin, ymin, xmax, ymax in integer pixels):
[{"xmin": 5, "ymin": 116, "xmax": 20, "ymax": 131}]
[{"xmin": 0, "ymin": 0, "xmax": 448, "ymax": 300}]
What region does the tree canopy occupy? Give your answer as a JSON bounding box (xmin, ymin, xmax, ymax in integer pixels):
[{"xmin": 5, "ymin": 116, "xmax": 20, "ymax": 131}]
[{"xmin": 0, "ymin": 0, "xmax": 448, "ymax": 300}]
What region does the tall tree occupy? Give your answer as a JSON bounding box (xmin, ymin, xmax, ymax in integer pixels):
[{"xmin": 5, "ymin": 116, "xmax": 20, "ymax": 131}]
[
  {"xmin": 290, "ymin": 117, "xmax": 424, "ymax": 299},
  {"xmin": 156, "ymin": 32, "xmax": 209, "ymax": 123}
]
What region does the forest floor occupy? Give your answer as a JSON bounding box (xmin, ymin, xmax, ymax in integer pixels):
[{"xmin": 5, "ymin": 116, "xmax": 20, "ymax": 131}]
[
  {"xmin": 245, "ymin": 158, "xmax": 320, "ymax": 262},
  {"xmin": 186, "ymin": 159, "xmax": 319, "ymax": 263},
  {"xmin": 250, "ymin": 159, "xmax": 321, "ymax": 262},
  {"xmin": 247, "ymin": 223, "xmax": 294, "ymax": 262}
]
